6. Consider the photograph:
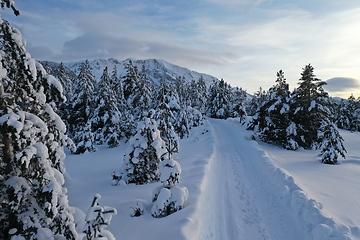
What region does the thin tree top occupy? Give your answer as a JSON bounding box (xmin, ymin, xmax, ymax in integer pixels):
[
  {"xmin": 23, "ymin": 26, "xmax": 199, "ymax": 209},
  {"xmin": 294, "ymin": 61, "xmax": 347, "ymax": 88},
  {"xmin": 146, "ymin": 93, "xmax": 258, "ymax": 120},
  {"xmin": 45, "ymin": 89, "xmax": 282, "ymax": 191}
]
[{"xmin": 1, "ymin": 0, "xmax": 20, "ymax": 16}]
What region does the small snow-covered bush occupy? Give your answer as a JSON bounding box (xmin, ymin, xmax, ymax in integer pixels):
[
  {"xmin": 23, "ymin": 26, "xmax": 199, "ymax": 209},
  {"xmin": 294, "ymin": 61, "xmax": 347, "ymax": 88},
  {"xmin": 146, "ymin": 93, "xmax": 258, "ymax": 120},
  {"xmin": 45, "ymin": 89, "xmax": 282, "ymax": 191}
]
[
  {"xmin": 83, "ymin": 194, "xmax": 117, "ymax": 240},
  {"xmin": 151, "ymin": 186, "xmax": 188, "ymax": 218},
  {"xmin": 159, "ymin": 158, "xmax": 181, "ymax": 186},
  {"xmin": 151, "ymin": 156, "xmax": 188, "ymax": 218},
  {"xmin": 130, "ymin": 201, "xmax": 145, "ymax": 217}
]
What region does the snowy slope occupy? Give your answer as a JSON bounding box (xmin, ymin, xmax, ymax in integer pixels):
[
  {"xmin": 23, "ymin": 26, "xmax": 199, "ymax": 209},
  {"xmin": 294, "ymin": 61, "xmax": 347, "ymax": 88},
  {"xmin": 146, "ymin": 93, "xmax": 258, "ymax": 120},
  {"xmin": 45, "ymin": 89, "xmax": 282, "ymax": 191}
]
[
  {"xmin": 65, "ymin": 118, "xmax": 359, "ymax": 239},
  {"xmin": 63, "ymin": 58, "xmax": 219, "ymax": 87}
]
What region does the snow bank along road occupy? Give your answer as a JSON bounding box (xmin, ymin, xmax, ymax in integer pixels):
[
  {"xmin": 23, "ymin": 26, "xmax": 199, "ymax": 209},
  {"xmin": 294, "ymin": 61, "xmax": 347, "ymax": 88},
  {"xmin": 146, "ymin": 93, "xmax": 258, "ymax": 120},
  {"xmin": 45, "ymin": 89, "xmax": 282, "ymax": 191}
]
[{"xmin": 193, "ymin": 118, "xmax": 353, "ymax": 240}]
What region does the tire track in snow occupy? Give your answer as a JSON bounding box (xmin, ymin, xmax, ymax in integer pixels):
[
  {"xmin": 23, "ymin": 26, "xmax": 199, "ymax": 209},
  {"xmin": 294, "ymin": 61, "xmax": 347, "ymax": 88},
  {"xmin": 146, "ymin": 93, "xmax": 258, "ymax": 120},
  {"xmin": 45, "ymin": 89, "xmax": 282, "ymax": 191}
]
[{"xmin": 199, "ymin": 118, "xmax": 306, "ymax": 240}]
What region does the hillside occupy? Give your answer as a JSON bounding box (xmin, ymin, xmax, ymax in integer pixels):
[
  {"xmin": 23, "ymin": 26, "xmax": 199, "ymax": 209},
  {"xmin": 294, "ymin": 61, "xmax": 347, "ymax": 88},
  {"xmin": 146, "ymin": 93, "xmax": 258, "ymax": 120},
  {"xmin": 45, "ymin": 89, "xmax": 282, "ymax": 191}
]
[
  {"xmin": 43, "ymin": 58, "xmax": 220, "ymax": 87},
  {"xmin": 65, "ymin": 118, "xmax": 360, "ymax": 239}
]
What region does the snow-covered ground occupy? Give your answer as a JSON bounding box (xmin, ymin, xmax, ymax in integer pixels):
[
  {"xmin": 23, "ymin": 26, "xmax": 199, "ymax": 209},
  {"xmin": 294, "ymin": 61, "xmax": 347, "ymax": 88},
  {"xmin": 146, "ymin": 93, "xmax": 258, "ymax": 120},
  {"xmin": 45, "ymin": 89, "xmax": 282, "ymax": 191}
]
[{"xmin": 65, "ymin": 118, "xmax": 360, "ymax": 239}]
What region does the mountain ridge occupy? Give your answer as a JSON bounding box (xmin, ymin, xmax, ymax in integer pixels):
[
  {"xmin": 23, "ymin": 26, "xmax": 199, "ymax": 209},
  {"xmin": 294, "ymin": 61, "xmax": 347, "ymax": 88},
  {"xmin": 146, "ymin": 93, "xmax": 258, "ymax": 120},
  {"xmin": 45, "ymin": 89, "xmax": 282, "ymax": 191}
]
[{"xmin": 42, "ymin": 58, "xmax": 220, "ymax": 87}]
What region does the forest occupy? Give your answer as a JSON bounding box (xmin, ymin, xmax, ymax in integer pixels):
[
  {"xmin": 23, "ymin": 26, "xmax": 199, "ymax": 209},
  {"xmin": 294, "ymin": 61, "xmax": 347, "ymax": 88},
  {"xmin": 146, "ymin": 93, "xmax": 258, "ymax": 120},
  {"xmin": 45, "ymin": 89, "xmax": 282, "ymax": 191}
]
[{"xmin": 1, "ymin": 1, "xmax": 360, "ymax": 239}]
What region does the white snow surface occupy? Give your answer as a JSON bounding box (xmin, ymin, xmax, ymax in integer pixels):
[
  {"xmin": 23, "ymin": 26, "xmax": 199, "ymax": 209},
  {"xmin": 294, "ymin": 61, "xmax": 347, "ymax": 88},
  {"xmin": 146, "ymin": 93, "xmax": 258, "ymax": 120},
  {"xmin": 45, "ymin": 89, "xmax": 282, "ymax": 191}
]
[{"xmin": 66, "ymin": 118, "xmax": 360, "ymax": 239}]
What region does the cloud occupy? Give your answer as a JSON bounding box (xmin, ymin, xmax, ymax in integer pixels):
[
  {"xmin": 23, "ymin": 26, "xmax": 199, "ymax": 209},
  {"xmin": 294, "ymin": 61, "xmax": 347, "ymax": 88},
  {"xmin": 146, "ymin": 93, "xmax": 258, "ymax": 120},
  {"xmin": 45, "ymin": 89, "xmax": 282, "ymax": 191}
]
[
  {"xmin": 325, "ymin": 77, "xmax": 360, "ymax": 93},
  {"xmin": 206, "ymin": 0, "xmax": 270, "ymax": 6},
  {"xmin": 55, "ymin": 31, "xmax": 240, "ymax": 69}
]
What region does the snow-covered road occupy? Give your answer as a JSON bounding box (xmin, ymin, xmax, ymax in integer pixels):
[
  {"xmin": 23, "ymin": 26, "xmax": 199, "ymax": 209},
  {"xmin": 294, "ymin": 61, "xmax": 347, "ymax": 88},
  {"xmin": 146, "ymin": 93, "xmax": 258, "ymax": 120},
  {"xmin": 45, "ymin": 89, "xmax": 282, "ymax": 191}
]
[
  {"xmin": 198, "ymin": 118, "xmax": 306, "ymax": 239},
  {"xmin": 66, "ymin": 117, "xmax": 357, "ymax": 239}
]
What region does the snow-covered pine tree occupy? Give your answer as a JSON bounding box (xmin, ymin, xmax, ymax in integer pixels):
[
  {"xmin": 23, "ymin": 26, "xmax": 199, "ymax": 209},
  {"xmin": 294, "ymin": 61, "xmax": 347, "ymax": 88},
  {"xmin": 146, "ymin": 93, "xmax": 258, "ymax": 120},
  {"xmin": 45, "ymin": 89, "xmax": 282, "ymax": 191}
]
[
  {"xmin": 230, "ymin": 86, "xmax": 247, "ymax": 123},
  {"xmin": 336, "ymin": 98, "xmax": 351, "ymax": 130},
  {"xmin": 154, "ymin": 102, "xmax": 179, "ymax": 159},
  {"xmin": 0, "ymin": 19, "xmax": 77, "ymax": 239},
  {"xmin": 318, "ymin": 120, "xmax": 346, "ymax": 164},
  {"xmin": 197, "ymin": 76, "xmax": 208, "ymax": 115},
  {"xmin": 151, "ymin": 151, "xmax": 188, "ymax": 218},
  {"xmin": 83, "ymin": 194, "xmax": 116, "ymax": 240},
  {"xmin": 151, "ymin": 158, "xmax": 188, "ymax": 218},
  {"xmin": 174, "ymin": 108, "xmax": 190, "ymax": 139},
  {"xmin": 110, "ymin": 65, "xmax": 125, "ymax": 111},
  {"xmin": 121, "ymin": 110, "xmax": 167, "ymax": 185},
  {"xmin": 207, "ymin": 78, "xmax": 231, "ymax": 119},
  {"xmin": 91, "ymin": 67, "xmax": 121, "ymax": 147},
  {"xmin": 69, "ymin": 60, "xmax": 96, "ymax": 154},
  {"xmin": 130, "ymin": 65, "xmax": 152, "ymax": 118},
  {"xmin": 290, "ymin": 64, "xmax": 330, "ymax": 149},
  {"xmin": 54, "ymin": 62, "xmax": 73, "ymax": 100},
  {"xmin": 175, "ymin": 76, "xmax": 187, "ymax": 106},
  {"xmin": 247, "ymin": 87, "xmax": 267, "ymax": 116},
  {"xmin": 122, "ymin": 59, "xmax": 139, "ymax": 104},
  {"xmin": 248, "ymin": 70, "xmax": 292, "ymax": 148},
  {"xmin": 347, "ymin": 94, "xmax": 360, "ymax": 132}
]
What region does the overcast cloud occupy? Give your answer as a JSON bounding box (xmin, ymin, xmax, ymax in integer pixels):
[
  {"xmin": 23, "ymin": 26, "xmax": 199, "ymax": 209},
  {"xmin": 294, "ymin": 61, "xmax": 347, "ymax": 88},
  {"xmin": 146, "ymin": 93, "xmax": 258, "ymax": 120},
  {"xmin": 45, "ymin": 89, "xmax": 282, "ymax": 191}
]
[{"xmin": 2, "ymin": 0, "xmax": 360, "ymax": 98}]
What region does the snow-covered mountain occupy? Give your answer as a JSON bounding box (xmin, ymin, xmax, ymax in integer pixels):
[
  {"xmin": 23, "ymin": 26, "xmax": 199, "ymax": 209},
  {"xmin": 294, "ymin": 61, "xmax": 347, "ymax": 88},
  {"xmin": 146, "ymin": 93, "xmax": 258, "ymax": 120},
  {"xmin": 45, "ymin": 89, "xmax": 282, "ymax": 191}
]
[{"xmin": 44, "ymin": 58, "xmax": 220, "ymax": 87}]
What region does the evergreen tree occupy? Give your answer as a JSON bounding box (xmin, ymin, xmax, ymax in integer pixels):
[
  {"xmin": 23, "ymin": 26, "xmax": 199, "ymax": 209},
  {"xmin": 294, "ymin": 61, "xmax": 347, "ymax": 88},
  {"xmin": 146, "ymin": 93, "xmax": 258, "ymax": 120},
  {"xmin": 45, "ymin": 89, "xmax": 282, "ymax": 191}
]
[
  {"xmin": 0, "ymin": 19, "xmax": 77, "ymax": 239},
  {"xmin": 174, "ymin": 108, "xmax": 190, "ymax": 139},
  {"xmin": 110, "ymin": 65, "xmax": 123, "ymax": 109},
  {"xmin": 69, "ymin": 60, "xmax": 96, "ymax": 154},
  {"xmin": 230, "ymin": 87, "xmax": 247, "ymax": 123},
  {"xmin": 121, "ymin": 110, "xmax": 167, "ymax": 185},
  {"xmin": 318, "ymin": 120, "xmax": 346, "ymax": 164},
  {"xmin": 122, "ymin": 60, "xmax": 139, "ymax": 103},
  {"xmin": 154, "ymin": 102, "xmax": 179, "ymax": 159},
  {"xmin": 247, "ymin": 87, "xmax": 267, "ymax": 116},
  {"xmin": 336, "ymin": 98, "xmax": 351, "ymax": 130},
  {"xmin": 131, "ymin": 65, "xmax": 152, "ymax": 117},
  {"xmin": 197, "ymin": 76, "xmax": 208, "ymax": 115},
  {"xmin": 54, "ymin": 62, "xmax": 73, "ymax": 100},
  {"xmin": 248, "ymin": 70, "xmax": 291, "ymax": 148},
  {"xmin": 207, "ymin": 79, "xmax": 231, "ymax": 119},
  {"xmin": 290, "ymin": 64, "xmax": 330, "ymax": 149},
  {"xmin": 347, "ymin": 94, "xmax": 360, "ymax": 132},
  {"xmin": 91, "ymin": 67, "xmax": 121, "ymax": 147},
  {"xmin": 83, "ymin": 194, "xmax": 116, "ymax": 240}
]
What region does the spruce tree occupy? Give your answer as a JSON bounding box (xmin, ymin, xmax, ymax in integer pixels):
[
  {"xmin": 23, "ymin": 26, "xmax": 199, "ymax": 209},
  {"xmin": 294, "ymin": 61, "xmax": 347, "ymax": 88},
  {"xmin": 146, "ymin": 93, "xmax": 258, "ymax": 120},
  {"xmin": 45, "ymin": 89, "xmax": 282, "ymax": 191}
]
[
  {"xmin": 91, "ymin": 67, "xmax": 121, "ymax": 147},
  {"xmin": 230, "ymin": 87, "xmax": 247, "ymax": 123},
  {"xmin": 121, "ymin": 110, "xmax": 167, "ymax": 185},
  {"xmin": 154, "ymin": 102, "xmax": 179, "ymax": 159},
  {"xmin": 0, "ymin": 19, "xmax": 77, "ymax": 239},
  {"xmin": 207, "ymin": 79, "xmax": 231, "ymax": 119},
  {"xmin": 69, "ymin": 60, "xmax": 96, "ymax": 154},
  {"xmin": 291, "ymin": 64, "xmax": 346, "ymax": 162},
  {"xmin": 290, "ymin": 64, "xmax": 328, "ymax": 148},
  {"xmin": 318, "ymin": 120, "xmax": 346, "ymax": 164},
  {"xmin": 131, "ymin": 65, "xmax": 152, "ymax": 118},
  {"xmin": 248, "ymin": 70, "xmax": 291, "ymax": 148}
]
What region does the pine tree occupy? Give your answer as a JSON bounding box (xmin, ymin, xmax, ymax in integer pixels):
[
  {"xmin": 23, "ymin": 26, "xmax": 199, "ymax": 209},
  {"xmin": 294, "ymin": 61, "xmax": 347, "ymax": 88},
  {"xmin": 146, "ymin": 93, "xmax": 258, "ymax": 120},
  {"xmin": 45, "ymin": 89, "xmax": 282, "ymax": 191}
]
[
  {"xmin": 248, "ymin": 70, "xmax": 291, "ymax": 148},
  {"xmin": 207, "ymin": 79, "xmax": 231, "ymax": 119},
  {"xmin": 154, "ymin": 102, "xmax": 179, "ymax": 159},
  {"xmin": 174, "ymin": 108, "xmax": 190, "ymax": 139},
  {"xmin": 318, "ymin": 120, "xmax": 346, "ymax": 164},
  {"xmin": 69, "ymin": 60, "xmax": 96, "ymax": 154},
  {"xmin": 54, "ymin": 62, "xmax": 73, "ymax": 100},
  {"xmin": 83, "ymin": 194, "xmax": 116, "ymax": 240},
  {"xmin": 91, "ymin": 67, "xmax": 121, "ymax": 147},
  {"xmin": 131, "ymin": 65, "xmax": 152, "ymax": 118},
  {"xmin": 230, "ymin": 87, "xmax": 247, "ymax": 123},
  {"xmin": 121, "ymin": 110, "xmax": 167, "ymax": 185},
  {"xmin": 290, "ymin": 64, "xmax": 329, "ymax": 149},
  {"xmin": 336, "ymin": 98, "xmax": 351, "ymax": 130},
  {"xmin": 347, "ymin": 94, "xmax": 360, "ymax": 132},
  {"xmin": 291, "ymin": 64, "xmax": 346, "ymax": 162},
  {"xmin": 122, "ymin": 60, "xmax": 139, "ymax": 103},
  {"xmin": 0, "ymin": 19, "xmax": 77, "ymax": 239}
]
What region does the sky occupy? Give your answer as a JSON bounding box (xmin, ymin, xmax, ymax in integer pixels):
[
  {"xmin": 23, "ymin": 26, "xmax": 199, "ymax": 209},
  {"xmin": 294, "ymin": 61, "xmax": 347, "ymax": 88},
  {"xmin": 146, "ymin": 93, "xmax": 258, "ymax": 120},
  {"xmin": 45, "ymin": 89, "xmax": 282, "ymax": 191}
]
[{"xmin": 2, "ymin": 0, "xmax": 360, "ymax": 98}]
